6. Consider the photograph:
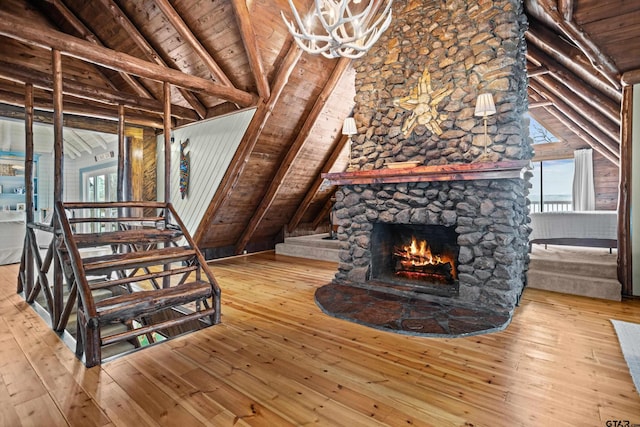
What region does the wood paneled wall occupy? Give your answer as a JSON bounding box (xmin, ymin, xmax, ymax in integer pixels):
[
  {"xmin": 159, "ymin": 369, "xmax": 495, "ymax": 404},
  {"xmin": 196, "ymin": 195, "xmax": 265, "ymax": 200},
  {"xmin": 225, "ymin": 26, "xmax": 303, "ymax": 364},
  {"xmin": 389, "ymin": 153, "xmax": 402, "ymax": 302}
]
[{"xmin": 593, "ymin": 150, "xmax": 619, "ymax": 210}]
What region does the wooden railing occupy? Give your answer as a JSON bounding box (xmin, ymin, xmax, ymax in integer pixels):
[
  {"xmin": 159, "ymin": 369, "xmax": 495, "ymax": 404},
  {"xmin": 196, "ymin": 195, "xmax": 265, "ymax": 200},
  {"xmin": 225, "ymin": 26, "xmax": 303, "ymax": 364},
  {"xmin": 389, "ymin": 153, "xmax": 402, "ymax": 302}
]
[{"xmin": 18, "ymin": 201, "xmax": 221, "ymax": 367}]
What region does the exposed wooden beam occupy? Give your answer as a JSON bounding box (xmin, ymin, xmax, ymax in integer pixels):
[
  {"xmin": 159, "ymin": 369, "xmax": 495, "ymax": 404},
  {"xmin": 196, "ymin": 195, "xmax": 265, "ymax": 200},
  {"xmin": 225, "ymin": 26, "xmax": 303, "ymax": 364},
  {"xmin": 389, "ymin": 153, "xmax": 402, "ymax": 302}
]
[
  {"xmin": 528, "ymin": 85, "xmax": 619, "ymax": 166},
  {"xmin": 0, "ymin": 60, "xmax": 198, "ymax": 121},
  {"xmin": 618, "ymin": 85, "xmax": 632, "ymax": 294},
  {"xmin": 528, "ymin": 100, "xmax": 553, "ymax": 109},
  {"xmin": 0, "ymin": 103, "xmax": 128, "ymax": 139},
  {"xmin": 231, "ymin": 0, "xmax": 270, "ymax": 100},
  {"xmin": 43, "ymin": 0, "xmax": 153, "ymax": 99},
  {"xmin": 0, "ymin": 89, "xmax": 166, "ymax": 129},
  {"xmin": 96, "ymin": 0, "xmax": 207, "ymax": 119},
  {"xmin": 526, "ymin": 23, "xmax": 621, "ymax": 102},
  {"xmin": 235, "ymin": 57, "xmax": 353, "ymax": 254},
  {"xmin": 63, "ymin": 139, "xmax": 82, "ymax": 158},
  {"xmin": 529, "ymin": 72, "xmax": 619, "ymax": 142},
  {"xmin": 194, "ymin": 45, "xmax": 303, "ymax": 246},
  {"xmin": 67, "ymin": 129, "xmax": 94, "ymax": 153},
  {"xmin": 527, "ymin": 44, "xmax": 620, "ymax": 125},
  {"xmin": 557, "ymin": 0, "xmax": 574, "ymax": 22},
  {"xmin": 0, "ymin": 10, "xmax": 257, "ymax": 107},
  {"xmin": 533, "ymin": 0, "xmax": 621, "ymax": 90},
  {"xmin": 153, "ymin": 0, "xmax": 233, "ymax": 88},
  {"xmin": 622, "ymin": 69, "xmax": 640, "ymax": 86},
  {"xmin": 527, "ymin": 66, "xmax": 549, "ymax": 77},
  {"xmin": 288, "ymin": 134, "xmax": 349, "ymax": 231},
  {"xmin": 529, "ymin": 79, "xmax": 619, "ymax": 159}
]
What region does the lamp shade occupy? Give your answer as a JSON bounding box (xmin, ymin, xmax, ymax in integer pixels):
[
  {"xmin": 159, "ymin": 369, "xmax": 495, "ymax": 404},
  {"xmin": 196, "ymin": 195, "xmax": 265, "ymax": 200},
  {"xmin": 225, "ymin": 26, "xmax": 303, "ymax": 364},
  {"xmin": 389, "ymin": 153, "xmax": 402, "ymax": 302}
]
[
  {"xmin": 474, "ymin": 93, "xmax": 496, "ymax": 117},
  {"xmin": 342, "ymin": 117, "xmax": 357, "ymax": 135}
]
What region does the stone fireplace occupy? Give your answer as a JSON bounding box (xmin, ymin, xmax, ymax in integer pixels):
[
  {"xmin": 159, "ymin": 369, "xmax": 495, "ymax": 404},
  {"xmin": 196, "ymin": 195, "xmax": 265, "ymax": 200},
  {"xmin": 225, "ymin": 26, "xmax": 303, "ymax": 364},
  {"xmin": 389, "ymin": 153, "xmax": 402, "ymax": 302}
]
[{"xmin": 315, "ymin": 0, "xmax": 532, "ymax": 336}]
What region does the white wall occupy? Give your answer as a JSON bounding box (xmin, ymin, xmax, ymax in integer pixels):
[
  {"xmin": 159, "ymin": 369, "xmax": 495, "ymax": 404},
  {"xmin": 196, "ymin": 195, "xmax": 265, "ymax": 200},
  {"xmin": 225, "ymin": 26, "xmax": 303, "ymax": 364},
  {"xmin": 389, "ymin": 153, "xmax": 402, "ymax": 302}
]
[{"xmin": 156, "ymin": 108, "xmax": 255, "ymax": 237}]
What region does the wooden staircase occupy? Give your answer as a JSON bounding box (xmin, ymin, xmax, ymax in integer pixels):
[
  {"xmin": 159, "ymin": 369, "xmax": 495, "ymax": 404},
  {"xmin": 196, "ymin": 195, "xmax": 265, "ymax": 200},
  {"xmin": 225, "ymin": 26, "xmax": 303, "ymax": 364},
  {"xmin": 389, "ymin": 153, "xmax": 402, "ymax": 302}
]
[{"xmin": 18, "ymin": 201, "xmax": 221, "ymax": 367}]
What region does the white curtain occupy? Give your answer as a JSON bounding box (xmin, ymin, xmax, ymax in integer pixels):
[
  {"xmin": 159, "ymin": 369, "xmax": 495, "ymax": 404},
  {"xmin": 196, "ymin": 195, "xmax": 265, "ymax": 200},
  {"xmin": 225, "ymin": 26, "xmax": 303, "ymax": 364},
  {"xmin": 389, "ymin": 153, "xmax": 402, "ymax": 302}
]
[{"xmin": 572, "ymin": 149, "xmax": 595, "ymax": 211}]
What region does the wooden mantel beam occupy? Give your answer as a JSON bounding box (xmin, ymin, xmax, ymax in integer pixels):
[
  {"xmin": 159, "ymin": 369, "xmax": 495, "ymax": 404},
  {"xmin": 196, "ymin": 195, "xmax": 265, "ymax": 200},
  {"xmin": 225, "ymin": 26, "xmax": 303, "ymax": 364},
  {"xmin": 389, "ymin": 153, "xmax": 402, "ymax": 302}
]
[
  {"xmin": 154, "ymin": 0, "xmax": 234, "ymax": 88},
  {"xmin": 96, "ymin": 0, "xmax": 207, "ymax": 119},
  {"xmin": 234, "ymin": 57, "xmax": 353, "ymax": 254},
  {"xmin": 0, "ymin": 10, "xmax": 257, "ymax": 107}
]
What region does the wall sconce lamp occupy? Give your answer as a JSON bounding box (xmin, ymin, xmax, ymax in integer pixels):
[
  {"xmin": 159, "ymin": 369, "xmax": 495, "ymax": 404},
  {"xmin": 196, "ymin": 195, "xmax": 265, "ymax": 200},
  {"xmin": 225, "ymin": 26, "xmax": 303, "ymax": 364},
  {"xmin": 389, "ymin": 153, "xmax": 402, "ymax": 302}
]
[
  {"xmin": 474, "ymin": 93, "xmax": 496, "ymax": 161},
  {"xmin": 342, "ymin": 117, "xmax": 357, "ymax": 169}
]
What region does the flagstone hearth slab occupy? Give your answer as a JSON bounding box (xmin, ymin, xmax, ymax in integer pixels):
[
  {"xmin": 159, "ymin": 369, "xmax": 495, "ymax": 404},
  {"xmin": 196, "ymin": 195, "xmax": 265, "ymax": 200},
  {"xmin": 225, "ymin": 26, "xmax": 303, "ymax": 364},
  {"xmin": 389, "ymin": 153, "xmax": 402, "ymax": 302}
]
[{"xmin": 315, "ymin": 283, "xmax": 512, "ymax": 338}]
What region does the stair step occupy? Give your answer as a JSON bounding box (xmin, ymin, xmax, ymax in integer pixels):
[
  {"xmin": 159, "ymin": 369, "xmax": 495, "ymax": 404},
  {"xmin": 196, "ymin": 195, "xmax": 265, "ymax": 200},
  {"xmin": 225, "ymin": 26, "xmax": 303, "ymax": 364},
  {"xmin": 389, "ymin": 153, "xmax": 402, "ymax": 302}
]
[
  {"xmin": 73, "ymin": 228, "xmax": 183, "ymax": 248},
  {"xmin": 527, "ymin": 270, "xmax": 621, "ymax": 301},
  {"xmin": 95, "ymin": 280, "xmax": 213, "ymax": 323},
  {"xmin": 528, "ymin": 257, "xmax": 617, "ymax": 280},
  {"xmin": 82, "ymin": 246, "xmax": 196, "ymax": 275}
]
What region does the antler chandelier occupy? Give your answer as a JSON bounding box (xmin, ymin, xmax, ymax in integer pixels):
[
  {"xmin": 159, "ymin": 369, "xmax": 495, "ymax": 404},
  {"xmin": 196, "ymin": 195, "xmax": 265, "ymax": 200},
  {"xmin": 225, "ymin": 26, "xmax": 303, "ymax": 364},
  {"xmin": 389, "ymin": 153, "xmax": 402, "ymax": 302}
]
[{"xmin": 281, "ymin": 0, "xmax": 393, "ymax": 59}]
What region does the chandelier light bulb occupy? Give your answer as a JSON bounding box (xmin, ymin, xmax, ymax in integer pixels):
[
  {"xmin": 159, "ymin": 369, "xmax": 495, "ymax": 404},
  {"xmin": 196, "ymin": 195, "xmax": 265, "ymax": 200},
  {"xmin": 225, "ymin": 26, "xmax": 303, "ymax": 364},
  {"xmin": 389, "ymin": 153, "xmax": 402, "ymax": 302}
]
[{"xmin": 281, "ymin": 0, "xmax": 393, "ymax": 59}]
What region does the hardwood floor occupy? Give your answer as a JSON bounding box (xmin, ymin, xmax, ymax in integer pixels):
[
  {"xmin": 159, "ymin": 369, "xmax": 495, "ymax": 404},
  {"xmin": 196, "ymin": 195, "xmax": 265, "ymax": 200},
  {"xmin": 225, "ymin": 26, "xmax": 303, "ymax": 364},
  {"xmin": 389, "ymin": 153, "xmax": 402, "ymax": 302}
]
[{"xmin": 1, "ymin": 251, "xmax": 639, "ymax": 426}]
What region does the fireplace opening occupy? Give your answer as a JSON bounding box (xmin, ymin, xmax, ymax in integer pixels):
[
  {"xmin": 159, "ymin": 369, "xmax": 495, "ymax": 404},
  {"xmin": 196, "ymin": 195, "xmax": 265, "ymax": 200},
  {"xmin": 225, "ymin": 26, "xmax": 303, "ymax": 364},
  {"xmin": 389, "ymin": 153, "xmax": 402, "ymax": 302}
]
[{"xmin": 371, "ymin": 223, "xmax": 459, "ymax": 296}]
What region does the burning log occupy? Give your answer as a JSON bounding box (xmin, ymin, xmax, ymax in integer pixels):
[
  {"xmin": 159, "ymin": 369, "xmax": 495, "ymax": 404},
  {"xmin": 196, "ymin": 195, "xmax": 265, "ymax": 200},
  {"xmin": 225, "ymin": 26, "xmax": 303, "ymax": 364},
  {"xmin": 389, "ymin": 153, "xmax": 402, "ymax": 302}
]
[{"xmin": 393, "ymin": 236, "xmax": 456, "ymax": 284}]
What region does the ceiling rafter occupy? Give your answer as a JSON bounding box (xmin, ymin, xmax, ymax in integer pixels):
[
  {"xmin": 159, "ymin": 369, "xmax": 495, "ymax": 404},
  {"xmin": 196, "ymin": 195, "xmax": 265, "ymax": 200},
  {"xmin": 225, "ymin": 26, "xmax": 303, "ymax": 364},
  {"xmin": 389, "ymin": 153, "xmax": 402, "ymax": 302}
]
[
  {"xmin": 230, "ymin": 0, "xmax": 270, "ymax": 100},
  {"xmin": 153, "ymin": 0, "xmax": 234, "ymax": 88},
  {"xmin": 0, "ymin": 10, "xmax": 257, "ymax": 107},
  {"xmin": 526, "ymin": 44, "xmax": 619, "ymax": 126},
  {"xmin": 528, "ymin": 83, "xmax": 619, "ymax": 165},
  {"xmin": 194, "ymin": 44, "xmax": 304, "ymax": 246},
  {"xmin": 525, "ymin": 23, "xmax": 621, "ymax": 102},
  {"xmin": 41, "ymin": 0, "xmax": 154, "ymax": 99},
  {"xmin": 234, "ymin": 56, "xmax": 353, "ymax": 254},
  {"xmin": 67, "ymin": 128, "xmax": 93, "ymax": 153},
  {"xmin": 0, "ymin": 60, "xmax": 197, "ymax": 122},
  {"xmin": 288, "ymin": 133, "xmax": 349, "ymax": 232},
  {"xmin": 534, "ymin": 0, "xmax": 621, "ymax": 90},
  {"xmin": 0, "ymin": 88, "xmax": 165, "ymax": 128},
  {"xmin": 96, "ymin": 0, "xmax": 207, "ymax": 119}
]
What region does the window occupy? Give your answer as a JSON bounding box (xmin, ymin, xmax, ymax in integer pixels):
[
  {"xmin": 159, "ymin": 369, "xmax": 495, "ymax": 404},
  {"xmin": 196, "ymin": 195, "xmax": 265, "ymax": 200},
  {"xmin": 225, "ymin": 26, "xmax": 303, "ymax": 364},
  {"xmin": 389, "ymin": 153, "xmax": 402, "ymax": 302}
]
[
  {"xmin": 529, "ymin": 159, "xmax": 575, "ymax": 212},
  {"xmin": 83, "ymin": 167, "xmax": 117, "ymax": 233}
]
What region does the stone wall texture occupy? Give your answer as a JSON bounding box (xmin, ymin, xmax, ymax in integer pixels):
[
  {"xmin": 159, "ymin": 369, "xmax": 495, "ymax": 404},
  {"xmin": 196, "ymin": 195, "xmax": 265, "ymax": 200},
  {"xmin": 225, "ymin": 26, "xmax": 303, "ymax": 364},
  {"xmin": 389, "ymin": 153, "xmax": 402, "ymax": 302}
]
[{"xmin": 351, "ymin": 0, "xmax": 531, "ymax": 169}]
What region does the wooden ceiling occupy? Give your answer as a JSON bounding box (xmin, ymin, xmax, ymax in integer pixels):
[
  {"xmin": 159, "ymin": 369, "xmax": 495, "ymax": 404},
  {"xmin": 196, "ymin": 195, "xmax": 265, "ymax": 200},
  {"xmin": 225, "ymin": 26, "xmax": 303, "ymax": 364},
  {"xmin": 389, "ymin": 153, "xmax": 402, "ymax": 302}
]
[{"xmin": 0, "ymin": 0, "xmax": 638, "ymax": 255}]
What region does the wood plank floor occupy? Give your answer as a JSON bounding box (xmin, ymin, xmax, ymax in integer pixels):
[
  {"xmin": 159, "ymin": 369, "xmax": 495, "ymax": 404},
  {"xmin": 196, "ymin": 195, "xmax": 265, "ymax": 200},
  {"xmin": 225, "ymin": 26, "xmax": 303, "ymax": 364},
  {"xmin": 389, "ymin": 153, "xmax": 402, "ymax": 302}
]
[{"xmin": 1, "ymin": 251, "xmax": 639, "ymax": 426}]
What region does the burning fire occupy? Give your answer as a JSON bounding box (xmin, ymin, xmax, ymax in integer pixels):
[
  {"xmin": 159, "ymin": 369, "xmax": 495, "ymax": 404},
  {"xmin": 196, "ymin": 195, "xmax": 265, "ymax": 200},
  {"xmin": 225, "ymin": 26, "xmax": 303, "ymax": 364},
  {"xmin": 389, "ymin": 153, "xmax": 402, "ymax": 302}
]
[
  {"xmin": 398, "ymin": 236, "xmax": 445, "ymax": 268},
  {"xmin": 393, "ymin": 236, "xmax": 456, "ymax": 284}
]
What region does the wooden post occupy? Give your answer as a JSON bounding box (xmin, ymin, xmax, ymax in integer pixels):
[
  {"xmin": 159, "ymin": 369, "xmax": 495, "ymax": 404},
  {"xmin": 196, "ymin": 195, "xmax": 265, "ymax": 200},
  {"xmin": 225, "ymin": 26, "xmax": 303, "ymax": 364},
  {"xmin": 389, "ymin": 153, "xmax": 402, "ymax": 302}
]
[
  {"xmin": 117, "ymin": 104, "xmax": 125, "ymax": 202},
  {"xmin": 618, "ymin": 86, "xmax": 632, "ymax": 295},
  {"xmin": 22, "ymin": 83, "xmax": 34, "ymax": 296},
  {"xmin": 52, "ymin": 49, "xmax": 64, "ymax": 329},
  {"xmin": 163, "ymin": 82, "xmax": 171, "ymax": 288},
  {"xmin": 164, "ymin": 82, "xmax": 171, "ymax": 206}
]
